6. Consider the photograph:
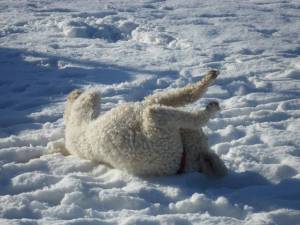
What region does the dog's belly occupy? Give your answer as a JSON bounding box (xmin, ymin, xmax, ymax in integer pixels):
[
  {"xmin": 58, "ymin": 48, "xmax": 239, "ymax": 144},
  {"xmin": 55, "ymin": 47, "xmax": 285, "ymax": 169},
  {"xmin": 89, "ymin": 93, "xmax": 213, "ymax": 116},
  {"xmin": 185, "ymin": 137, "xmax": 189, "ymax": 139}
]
[{"xmin": 87, "ymin": 103, "xmax": 182, "ymax": 176}]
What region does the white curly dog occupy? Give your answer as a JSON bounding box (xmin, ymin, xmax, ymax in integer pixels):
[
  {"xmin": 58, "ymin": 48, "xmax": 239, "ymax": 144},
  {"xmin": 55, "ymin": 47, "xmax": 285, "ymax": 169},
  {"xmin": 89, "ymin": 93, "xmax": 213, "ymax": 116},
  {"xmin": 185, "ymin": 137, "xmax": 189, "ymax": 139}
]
[{"xmin": 54, "ymin": 70, "xmax": 227, "ymax": 177}]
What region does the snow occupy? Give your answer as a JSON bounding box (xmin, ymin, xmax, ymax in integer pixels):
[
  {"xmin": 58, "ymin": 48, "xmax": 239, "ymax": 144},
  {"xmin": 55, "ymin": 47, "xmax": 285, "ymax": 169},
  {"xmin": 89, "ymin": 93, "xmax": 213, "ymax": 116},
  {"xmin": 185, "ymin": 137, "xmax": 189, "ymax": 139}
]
[{"xmin": 0, "ymin": 0, "xmax": 300, "ymax": 224}]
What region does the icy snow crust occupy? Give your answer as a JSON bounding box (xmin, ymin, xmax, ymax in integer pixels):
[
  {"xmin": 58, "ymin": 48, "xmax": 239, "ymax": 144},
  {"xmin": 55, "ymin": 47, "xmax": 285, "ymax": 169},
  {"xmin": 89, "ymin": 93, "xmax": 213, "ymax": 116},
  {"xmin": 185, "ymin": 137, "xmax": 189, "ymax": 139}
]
[{"xmin": 0, "ymin": 0, "xmax": 300, "ymax": 224}]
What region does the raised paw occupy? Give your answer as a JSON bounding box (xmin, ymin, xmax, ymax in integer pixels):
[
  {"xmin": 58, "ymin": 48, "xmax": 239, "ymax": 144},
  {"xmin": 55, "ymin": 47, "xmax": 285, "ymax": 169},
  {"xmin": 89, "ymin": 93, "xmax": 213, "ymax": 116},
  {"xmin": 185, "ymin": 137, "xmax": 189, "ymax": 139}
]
[{"xmin": 206, "ymin": 101, "xmax": 220, "ymax": 113}]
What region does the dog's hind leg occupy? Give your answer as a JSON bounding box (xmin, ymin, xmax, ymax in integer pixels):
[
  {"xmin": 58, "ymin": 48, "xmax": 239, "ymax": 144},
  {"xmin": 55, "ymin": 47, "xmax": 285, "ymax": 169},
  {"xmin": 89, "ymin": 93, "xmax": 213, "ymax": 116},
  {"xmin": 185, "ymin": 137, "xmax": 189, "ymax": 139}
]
[
  {"xmin": 145, "ymin": 70, "xmax": 219, "ymax": 107},
  {"xmin": 68, "ymin": 90, "xmax": 101, "ymax": 125},
  {"xmin": 64, "ymin": 89, "xmax": 83, "ymax": 124},
  {"xmin": 63, "ymin": 90, "xmax": 100, "ymax": 158}
]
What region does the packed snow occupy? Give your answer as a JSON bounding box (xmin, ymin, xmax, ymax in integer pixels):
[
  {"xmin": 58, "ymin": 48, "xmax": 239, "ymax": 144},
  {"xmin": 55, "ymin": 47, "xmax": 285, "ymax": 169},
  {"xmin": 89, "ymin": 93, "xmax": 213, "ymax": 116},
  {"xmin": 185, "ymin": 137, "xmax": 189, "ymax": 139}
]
[{"xmin": 1, "ymin": 0, "xmax": 300, "ymax": 224}]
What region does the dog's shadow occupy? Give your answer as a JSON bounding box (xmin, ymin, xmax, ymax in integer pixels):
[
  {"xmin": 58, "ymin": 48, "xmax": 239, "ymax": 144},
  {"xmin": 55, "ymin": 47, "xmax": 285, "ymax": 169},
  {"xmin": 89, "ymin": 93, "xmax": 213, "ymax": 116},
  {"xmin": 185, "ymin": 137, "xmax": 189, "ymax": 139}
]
[
  {"xmin": 147, "ymin": 170, "xmax": 300, "ymax": 212},
  {"xmin": 0, "ymin": 47, "xmax": 179, "ymax": 136}
]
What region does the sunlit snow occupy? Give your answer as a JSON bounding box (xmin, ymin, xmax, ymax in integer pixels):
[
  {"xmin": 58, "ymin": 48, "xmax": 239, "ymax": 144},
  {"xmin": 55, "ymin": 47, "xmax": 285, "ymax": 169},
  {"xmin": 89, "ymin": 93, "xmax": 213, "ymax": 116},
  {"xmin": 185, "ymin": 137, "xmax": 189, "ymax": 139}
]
[{"xmin": 0, "ymin": 0, "xmax": 300, "ymax": 224}]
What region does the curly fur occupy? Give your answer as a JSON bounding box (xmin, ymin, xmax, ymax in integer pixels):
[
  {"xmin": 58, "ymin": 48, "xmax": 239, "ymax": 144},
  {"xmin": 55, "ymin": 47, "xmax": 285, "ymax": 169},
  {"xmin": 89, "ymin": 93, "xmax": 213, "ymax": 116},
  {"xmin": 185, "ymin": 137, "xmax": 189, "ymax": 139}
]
[{"xmin": 61, "ymin": 70, "xmax": 227, "ymax": 177}]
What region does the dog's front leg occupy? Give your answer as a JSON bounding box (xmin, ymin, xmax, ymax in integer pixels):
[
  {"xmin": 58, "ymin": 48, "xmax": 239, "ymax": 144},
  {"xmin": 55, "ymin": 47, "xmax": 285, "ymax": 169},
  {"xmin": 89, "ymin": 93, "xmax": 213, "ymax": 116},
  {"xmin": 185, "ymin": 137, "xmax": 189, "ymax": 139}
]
[{"xmin": 143, "ymin": 101, "xmax": 220, "ymax": 130}]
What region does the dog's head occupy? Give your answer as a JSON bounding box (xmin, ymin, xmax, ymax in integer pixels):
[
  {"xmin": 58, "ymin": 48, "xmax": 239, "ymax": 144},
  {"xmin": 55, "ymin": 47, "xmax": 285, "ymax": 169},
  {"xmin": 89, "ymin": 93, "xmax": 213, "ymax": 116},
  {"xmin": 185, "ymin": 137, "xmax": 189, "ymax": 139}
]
[
  {"xmin": 185, "ymin": 149, "xmax": 227, "ymax": 177},
  {"xmin": 196, "ymin": 152, "xmax": 228, "ymax": 178}
]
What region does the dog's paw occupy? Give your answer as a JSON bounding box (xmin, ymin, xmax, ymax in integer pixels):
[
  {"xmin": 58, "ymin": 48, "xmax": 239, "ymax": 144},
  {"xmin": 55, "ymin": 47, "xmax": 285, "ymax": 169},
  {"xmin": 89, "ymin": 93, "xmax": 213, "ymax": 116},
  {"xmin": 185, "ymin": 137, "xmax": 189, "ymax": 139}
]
[
  {"xmin": 67, "ymin": 89, "xmax": 83, "ymax": 103},
  {"xmin": 77, "ymin": 91, "xmax": 100, "ymax": 107},
  {"xmin": 206, "ymin": 101, "xmax": 220, "ymax": 113},
  {"xmin": 206, "ymin": 70, "xmax": 220, "ymax": 80},
  {"xmin": 46, "ymin": 139, "xmax": 69, "ymax": 156}
]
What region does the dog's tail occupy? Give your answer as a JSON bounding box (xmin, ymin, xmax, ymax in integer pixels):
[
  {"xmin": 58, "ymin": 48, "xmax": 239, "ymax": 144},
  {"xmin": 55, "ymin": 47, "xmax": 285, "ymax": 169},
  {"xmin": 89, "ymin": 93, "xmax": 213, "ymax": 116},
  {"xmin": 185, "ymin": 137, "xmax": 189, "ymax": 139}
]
[{"xmin": 144, "ymin": 70, "xmax": 219, "ymax": 107}]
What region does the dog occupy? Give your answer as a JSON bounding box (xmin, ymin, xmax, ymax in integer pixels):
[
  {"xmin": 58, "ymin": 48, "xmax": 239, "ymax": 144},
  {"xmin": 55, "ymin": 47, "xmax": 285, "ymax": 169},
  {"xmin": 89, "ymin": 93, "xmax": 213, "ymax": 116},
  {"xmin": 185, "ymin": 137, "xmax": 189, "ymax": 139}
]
[{"xmin": 53, "ymin": 70, "xmax": 227, "ymax": 177}]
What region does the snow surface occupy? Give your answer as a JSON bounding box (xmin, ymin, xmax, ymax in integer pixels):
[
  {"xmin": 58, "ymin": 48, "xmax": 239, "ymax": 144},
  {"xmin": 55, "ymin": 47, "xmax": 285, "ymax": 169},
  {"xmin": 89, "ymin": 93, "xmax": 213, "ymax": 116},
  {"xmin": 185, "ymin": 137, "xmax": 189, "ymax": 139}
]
[{"xmin": 1, "ymin": 0, "xmax": 300, "ymax": 224}]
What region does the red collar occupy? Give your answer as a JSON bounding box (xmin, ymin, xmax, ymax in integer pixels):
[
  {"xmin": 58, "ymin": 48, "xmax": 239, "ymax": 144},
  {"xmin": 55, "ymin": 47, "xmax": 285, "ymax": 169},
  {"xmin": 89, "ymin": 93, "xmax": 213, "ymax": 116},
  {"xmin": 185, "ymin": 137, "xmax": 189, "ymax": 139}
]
[{"xmin": 177, "ymin": 149, "xmax": 186, "ymax": 174}]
